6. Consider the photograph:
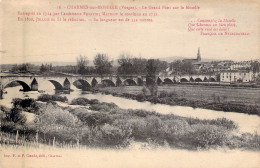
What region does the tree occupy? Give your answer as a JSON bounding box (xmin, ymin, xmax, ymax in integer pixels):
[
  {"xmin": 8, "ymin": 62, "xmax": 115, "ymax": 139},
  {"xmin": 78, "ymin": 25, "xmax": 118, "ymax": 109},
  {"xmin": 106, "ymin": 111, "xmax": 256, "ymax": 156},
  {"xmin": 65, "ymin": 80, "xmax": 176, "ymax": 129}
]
[
  {"xmin": 146, "ymin": 59, "xmax": 158, "ymax": 96},
  {"xmin": 146, "ymin": 59, "xmax": 157, "ymax": 80},
  {"xmin": 19, "ymin": 64, "xmax": 29, "ymax": 72},
  {"xmin": 169, "ymin": 60, "xmax": 194, "ymax": 75},
  {"xmin": 182, "ymin": 61, "xmax": 193, "ymax": 74},
  {"xmin": 93, "ymin": 53, "xmax": 113, "ymax": 76},
  {"xmin": 10, "ymin": 64, "xmax": 19, "ymax": 73},
  {"xmin": 154, "ymin": 59, "xmax": 168, "ymax": 74},
  {"xmin": 251, "ymin": 61, "xmax": 260, "ymax": 73},
  {"xmin": 40, "ymin": 64, "xmax": 48, "ymax": 73},
  {"xmin": 132, "ymin": 57, "xmax": 147, "ymax": 75},
  {"xmin": 76, "ymin": 55, "xmax": 88, "ymax": 75},
  {"xmin": 11, "ymin": 64, "xmax": 30, "ymax": 73},
  {"xmin": 117, "ymin": 53, "xmax": 133, "ymax": 75}
]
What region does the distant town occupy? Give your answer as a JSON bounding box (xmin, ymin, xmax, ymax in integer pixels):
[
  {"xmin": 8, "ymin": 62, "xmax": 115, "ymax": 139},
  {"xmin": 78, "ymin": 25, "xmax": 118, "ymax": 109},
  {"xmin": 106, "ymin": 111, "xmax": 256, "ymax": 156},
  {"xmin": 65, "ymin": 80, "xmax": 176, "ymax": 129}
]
[{"xmin": 1, "ymin": 48, "xmax": 260, "ymax": 85}]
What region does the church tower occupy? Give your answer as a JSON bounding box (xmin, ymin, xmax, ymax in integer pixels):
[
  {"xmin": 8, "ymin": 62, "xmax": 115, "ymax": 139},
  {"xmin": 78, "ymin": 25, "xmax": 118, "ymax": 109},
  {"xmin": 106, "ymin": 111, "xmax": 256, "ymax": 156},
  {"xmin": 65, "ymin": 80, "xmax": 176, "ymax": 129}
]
[{"xmin": 197, "ymin": 47, "xmax": 201, "ymax": 61}]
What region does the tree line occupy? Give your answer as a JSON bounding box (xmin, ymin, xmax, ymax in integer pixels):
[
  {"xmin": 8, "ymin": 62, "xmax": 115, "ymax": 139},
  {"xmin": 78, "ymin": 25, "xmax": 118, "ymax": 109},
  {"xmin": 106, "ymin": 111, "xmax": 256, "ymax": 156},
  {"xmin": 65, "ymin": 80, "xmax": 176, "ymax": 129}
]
[
  {"xmin": 75, "ymin": 53, "xmax": 168, "ymax": 77},
  {"xmin": 7, "ymin": 54, "xmax": 260, "ymax": 78}
]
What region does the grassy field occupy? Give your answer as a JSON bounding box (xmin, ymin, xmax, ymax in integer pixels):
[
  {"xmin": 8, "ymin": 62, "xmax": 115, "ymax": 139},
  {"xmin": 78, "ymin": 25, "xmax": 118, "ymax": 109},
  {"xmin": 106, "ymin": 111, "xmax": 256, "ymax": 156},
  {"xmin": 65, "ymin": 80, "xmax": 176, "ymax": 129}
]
[{"xmin": 97, "ymin": 85, "xmax": 260, "ymax": 106}]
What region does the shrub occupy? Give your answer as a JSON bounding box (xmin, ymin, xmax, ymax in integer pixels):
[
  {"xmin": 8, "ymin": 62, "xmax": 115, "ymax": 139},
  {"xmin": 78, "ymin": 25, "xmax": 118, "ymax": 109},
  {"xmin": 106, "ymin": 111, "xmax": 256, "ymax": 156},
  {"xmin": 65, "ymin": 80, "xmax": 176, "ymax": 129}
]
[
  {"xmin": 89, "ymin": 102, "xmax": 118, "ymax": 112},
  {"xmin": 1, "ymin": 121, "xmax": 16, "ymax": 132},
  {"xmin": 127, "ymin": 116, "xmax": 166, "ymax": 143},
  {"xmin": 142, "ymin": 86, "xmax": 148, "ymax": 96},
  {"xmin": 189, "ymin": 124, "xmax": 230, "ymax": 148},
  {"xmin": 70, "ymin": 97, "xmax": 90, "ymax": 106},
  {"xmin": 0, "ymin": 105, "xmax": 27, "ymax": 132},
  {"xmin": 149, "ymin": 96, "xmax": 158, "ymax": 104},
  {"xmin": 144, "ymin": 116, "xmax": 167, "ymax": 143},
  {"xmin": 89, "ymin": 99, "xmax": 99, "ymax": 105},
  {"xmin": 186, "ymin": 117, "xmax": 237, "ymax": 131},
  {"xmin": 81, "ymin": 112, "xmax": 111, "ymax": 127},
  {"xmin": 122, "ymin": 93, "xmax": 133, "ymax": 98},
  {"xmin": 136, "ymin": 94, "xmax": 146, "ymax": 102},
  {"xmin": 168, "ymin": 91, "xmax": 178, "ymax": 97},
  {"xmin": 159, "ymin": 91, "xmax": 168, "ymax": 98},
  {"xmin": 40, "ymin": 103, "xmax": 76, "ymax": 126},
  {"xmin": 34, "ymin": 103, "xmax": 78, "ymax": 141},
  {"xmin": 69, "ymin": 108, "xmax": 89, "ymax": 117},
  {"xmin": 127, "ymin": 109, "xmax": 160, "ymax": 118},
  {"xmin": 127, "ymin": 118, "xmax": 148, "ymax": 140},
  {"xmin": 209, "ymin": 118, "xmax": 238, "ymax": 130},
  {"xmin": 37, "ymin": 94, "xmax": 68, "ymax": 102},
  {"xmin": 42, "ymin": 126, "xmax": 80, "ymax": 143},
  {"xmin": 0, "ymin": 105, "xmax": 9, "ymax": 120},
  {"xmin": 164, "ymin": 119, "xmax": 191, "ymax": 142},
  {"xmin": 229, "ymin": 133, "xmax": 260, "ymax": 149},
  {"xmin": 71, "ymin": 108, "xmax": 111, "ymax": 127},
  {"xmin": 9, "ymin": 108, "xmax": 27, "ymax": 124},
  {"xmin": 89, "ymin": 124, "xmax": 132, "ymax": 147},
  {"xmin": 11, "ymin": 98, "xmax": 39, "ymax": 113}
]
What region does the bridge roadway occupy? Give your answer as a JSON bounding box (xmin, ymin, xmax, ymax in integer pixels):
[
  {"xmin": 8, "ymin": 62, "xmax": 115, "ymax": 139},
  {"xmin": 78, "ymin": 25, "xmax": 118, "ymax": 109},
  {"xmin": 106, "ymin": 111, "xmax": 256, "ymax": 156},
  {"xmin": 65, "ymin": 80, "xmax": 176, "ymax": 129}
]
[{"xmin": 0, "ymin": 74, "xmax": 217, "ymax": 92}]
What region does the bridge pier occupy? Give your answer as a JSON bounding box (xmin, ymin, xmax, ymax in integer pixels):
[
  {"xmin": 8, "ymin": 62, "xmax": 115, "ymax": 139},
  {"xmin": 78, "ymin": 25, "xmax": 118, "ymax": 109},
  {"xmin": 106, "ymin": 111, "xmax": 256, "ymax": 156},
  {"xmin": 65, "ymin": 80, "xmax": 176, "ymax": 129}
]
[
  {"xmin": 116, "ymin": 78, "xmax": 122, "ymax": 87},
  {"xmin": 63, "ymin": 78, "xmax": 71, "ymax": 91},
  {"xmin": 91, "ymin": 78, "xmax": 98, "ymax": 87},
  {"xmin": 157, "ymin": 77, "xmax": 163, "ymax": 86},
  {"xmin": 31, "ymin": 78, "xmax": 38, "ymax": 91}
]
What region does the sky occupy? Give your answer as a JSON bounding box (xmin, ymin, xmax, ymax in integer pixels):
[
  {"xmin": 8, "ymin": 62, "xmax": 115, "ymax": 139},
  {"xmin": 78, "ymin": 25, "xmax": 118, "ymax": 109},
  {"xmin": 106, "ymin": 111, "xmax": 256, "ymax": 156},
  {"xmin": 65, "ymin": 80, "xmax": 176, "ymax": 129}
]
[{"xmin": 0, "ymin": 0, "xmax": 259, "ymax": 64}]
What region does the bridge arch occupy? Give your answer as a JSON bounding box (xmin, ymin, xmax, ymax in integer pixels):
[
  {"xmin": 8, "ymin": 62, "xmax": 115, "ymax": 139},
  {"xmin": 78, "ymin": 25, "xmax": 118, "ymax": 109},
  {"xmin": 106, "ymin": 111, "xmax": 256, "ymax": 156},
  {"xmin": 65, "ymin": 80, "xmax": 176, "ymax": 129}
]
[
  {"xmin": 49, "ymin": 80, "xmax": 63, "ymax": 90},
  {"xmin": 123, "ymin": 79, "xmax": 137, "ymax": 86},
  {"xmin": 203, "ymin": 77, "xmax": 208, "ymax": 82},
  {"xmin": 195, "ymin": 78, "xmax": 202, "ymax": 82},
  {"xmin": 164, "ymin": 78, "xmax": 174, "ymax": 84},
  {"xmin": 102, "ymin": 79, "xmax": 116, "ymax": 87},
  {"xmin": 4, "ymin": 80, "xmax": 31, "ymax": 92},
  {"xmin": 180, "ymin": 78, "xmax": 189, "ymax": 82},
  {"xmin": 209, "ymin": 77, "xmax": 216, "ymax": 82},
  {"xmin": 74, "ymin": 79, "xmax": 91, "ymax": 90}
]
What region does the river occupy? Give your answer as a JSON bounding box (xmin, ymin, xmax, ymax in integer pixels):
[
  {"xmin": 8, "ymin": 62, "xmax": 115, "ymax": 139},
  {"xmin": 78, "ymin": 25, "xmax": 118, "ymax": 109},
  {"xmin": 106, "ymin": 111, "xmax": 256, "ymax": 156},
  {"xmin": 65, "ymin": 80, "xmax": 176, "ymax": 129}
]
[
  {"xmin": 0, "ymin": 82, "xmax": 260, "ymax": 134},
  {"xmin": 1, "ymin": 84, "xmax": 260, "ymax": 168}
]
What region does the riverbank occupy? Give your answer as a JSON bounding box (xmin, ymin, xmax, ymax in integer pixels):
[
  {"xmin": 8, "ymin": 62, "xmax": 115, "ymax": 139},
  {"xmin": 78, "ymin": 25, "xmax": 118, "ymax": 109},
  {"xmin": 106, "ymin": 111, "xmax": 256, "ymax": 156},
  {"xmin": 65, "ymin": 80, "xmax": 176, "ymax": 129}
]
[
  {"xmin": 1, "ymin": 86, "xmax": 260, "ymax": 135},
  {"xmin": 93, "ymin": 85, "xmax": 260, "ymax": 115},
  {"xmin": 1, "ymin": 96, "xmax": 260, "ymax": 151}
]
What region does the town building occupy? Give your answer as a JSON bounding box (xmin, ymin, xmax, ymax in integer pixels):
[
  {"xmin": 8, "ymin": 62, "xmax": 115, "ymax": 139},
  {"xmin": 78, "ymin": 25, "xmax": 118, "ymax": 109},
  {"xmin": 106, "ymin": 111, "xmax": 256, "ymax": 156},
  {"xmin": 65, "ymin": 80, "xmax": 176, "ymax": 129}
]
[
  {"xmin": 220, "ymin": 70, "xmax": 257, "ymax": 83},
  {"xmin": 183, "ymin": 47, "xmax": 201, "ymax": 63},
  {"xmin": 230, "ymin": 61, "xmax": 252, "ymax": 70}
]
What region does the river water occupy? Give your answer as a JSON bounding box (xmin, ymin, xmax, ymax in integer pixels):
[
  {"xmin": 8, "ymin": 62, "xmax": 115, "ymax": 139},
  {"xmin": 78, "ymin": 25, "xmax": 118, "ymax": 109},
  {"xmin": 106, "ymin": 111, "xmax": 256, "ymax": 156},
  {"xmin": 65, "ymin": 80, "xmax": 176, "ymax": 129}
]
[
  {"xmin": 0, "ymin": 82, "xmax": 260, "ymax": 134},
  {"xmin": 1, "ymin": 83, "xmax": 260, "ymax": 167}
]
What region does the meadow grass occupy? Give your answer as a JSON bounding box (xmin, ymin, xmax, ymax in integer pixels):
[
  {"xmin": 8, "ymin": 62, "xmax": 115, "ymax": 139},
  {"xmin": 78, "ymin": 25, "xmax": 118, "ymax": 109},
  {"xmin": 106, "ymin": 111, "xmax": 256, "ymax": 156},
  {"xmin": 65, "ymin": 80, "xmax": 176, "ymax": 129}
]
[{"xmin": 95, "ymin": 86, "xmax": 260, "ymax": 115}]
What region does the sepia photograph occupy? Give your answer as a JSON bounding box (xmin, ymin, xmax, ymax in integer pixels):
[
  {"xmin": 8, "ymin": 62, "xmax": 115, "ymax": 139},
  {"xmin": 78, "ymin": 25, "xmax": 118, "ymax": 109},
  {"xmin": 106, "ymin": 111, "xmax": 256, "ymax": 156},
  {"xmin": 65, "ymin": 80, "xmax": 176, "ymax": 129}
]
[{"xmin": 0, "ymin": 0, "xmax": 260, "ymax": 167}]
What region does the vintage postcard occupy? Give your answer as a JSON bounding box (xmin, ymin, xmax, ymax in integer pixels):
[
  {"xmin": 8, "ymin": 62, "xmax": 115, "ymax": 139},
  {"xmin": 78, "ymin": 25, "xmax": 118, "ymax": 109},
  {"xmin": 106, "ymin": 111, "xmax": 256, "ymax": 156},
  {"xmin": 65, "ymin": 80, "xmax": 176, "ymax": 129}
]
[{"xmin": 0, "ymin": 0, "xmax": 260, "ymax": 167}]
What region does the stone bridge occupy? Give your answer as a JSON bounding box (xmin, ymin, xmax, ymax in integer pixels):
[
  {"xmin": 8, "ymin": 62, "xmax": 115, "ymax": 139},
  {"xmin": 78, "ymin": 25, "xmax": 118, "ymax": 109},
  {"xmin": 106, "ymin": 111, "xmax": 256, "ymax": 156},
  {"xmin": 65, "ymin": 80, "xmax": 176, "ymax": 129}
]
[
  {"xmin": 0, "ymin": 74, "xmax": 217, "ymax": 92},
  {"xmin": 174, "ymin": 75, "xmax": 217, "ymax": 83}
]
